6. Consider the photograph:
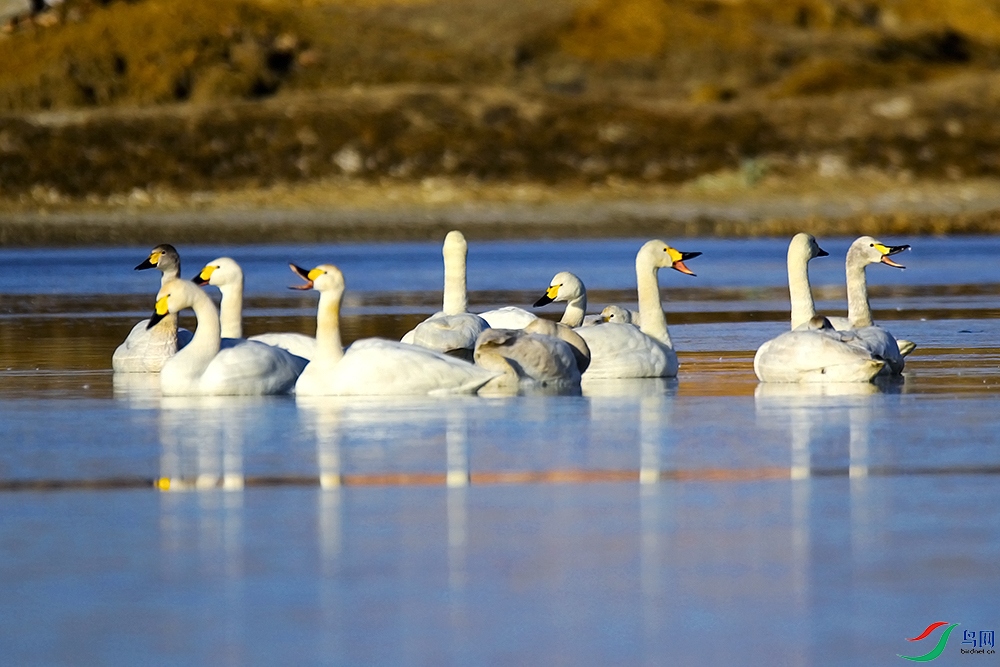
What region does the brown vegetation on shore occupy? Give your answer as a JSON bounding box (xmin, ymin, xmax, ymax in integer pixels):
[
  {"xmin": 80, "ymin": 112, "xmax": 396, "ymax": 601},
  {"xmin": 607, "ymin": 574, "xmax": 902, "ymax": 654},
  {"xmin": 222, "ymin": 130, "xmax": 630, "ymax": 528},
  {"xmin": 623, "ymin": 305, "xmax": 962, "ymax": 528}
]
[{"xmin": 1, "ymin": 0, "xmax": 999, "ymax": 241}]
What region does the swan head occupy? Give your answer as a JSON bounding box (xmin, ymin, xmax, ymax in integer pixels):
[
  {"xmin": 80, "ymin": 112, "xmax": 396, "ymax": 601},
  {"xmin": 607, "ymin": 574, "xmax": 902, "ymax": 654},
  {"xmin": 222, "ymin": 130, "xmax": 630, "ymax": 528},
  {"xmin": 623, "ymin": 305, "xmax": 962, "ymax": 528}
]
[
  {"xmin": 849, "ymin": 236, "xmax": 910, "ymax": 269},
  {"xmin": 600, "ymin": 305, "xmax": 633, "ymax": 324},
  {"xmin": 289, "ymin": 263, "xmax": 345, "ymax": 294},
  {"xmin": 533, "ymin": 271, "xmax": 585, "ymax": 307},
  {"xmin": 805, "ymin": 315, "xmax": 835, "ymax": 330},
  {"xmin": 146, "ymin": 278, "xmax": 197, "ymax": 328},
  {"xmin": 443, "ymin": 230, "xmax": 468, "ymax": 258},
  {"xmin": 638, "ymin": 240, "xmax": 701, "ymax": 275},
  {"xmin": 789, "ymin": 233, "xmax": 829, "ymax": 261},
  {"xmin": 135, "ymin": 243, "xmax": 181, "ymax": 275},
  {"xmin": 192, "ymin": 257, "xmax": 243, "ymax": 288}
]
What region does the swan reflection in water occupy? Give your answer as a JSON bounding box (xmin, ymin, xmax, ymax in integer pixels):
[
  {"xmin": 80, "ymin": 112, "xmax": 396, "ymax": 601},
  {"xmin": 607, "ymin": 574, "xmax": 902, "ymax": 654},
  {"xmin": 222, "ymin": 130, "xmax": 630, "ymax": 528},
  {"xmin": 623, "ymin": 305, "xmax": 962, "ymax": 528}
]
[
  {"xmin": 156, "ymin": 395, "xmax": 265, "ymax": 490},
  {"xmin": 753, "ymin": 379, "xmax": 903, "ymax": 478},
  {"xmin": 753, "ymin": 379, "xmax": 902, "ymax": 608},
  {"xmin": 297, "ymin": 395, "xmax": 473, "ymax": 594}
]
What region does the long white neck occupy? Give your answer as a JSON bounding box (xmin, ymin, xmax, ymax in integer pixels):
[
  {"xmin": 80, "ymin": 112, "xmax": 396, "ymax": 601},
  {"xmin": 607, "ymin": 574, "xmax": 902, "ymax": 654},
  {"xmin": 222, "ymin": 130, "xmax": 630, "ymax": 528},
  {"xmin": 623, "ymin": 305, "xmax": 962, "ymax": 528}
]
[
  {"xmin": 788, "ymin": 247, "xmax": 817, "ymax": 330},
  {"xmin": 171, "ymin": 288, "xmax": 221, "ymax": 377},
  {"xmin": 314, "ymin": 288, "xmax": 345, "ymax": 364},
  {"xmin": 217, "ymin": 279, "xmax": 244, "ymax": 339},
  {"xmin": 560, "ymin": 293, "xmax": 587, "ymax": 327},
  {"xmin": 846, "ymin": 252, "xmax": 873, "ymax": 327},
  {"xmin": 636, "ymin": 252, "xmax": 671, "ymax": 346},
  {"xmin": 442, "ymin": 239, "xmax": 469, "ymax": 315}
]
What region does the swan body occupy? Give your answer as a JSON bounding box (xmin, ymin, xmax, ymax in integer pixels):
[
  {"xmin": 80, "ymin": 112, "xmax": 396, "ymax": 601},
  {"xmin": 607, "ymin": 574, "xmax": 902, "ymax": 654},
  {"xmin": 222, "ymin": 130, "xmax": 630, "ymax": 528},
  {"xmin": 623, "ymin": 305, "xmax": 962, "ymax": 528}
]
[
  {"xmin": 474, "ymin": 328, "xmax": 582, "ymax": 392},
  {"xmin": 523, "ymin": 317, "xmax": 591, "ymax": 373},
  {"xmin": 575, "ymin": 240, "xmax": 700, "ymax": 379},
  {"xmin": 194, "ymin": 257, "xmax": 317, "ymax": 360},
  {"xmin": 407, "ymin": 312, "xmax": 488, "ymax": 360},
  {"xmin": 113, "ymin": 244, "xmax": 193, "ymax": 373},
  {"xmin": 150, "ymin": 279, "xmax": 306, "ymax": 396},
  {"xmin": 755, "ymin": 316, "xmax": 885, "ymax": 382},
  {"xmin": 478, "ymin": 306, "xmax": 537, "ymax": 329},
  {"xmin": 824, "ymin": 316, "xmax": 915, "ymax": 359},
  {"xmin": 401, "ymin": 231, "xmax": 490, "ymax": 357},
  {"xmin": 578, "ymin": 323, "xmax": 677, "ymax": 379},
  {"xmin": 293, "ymin": 264, "xmax": 500, "ymax": 396}
]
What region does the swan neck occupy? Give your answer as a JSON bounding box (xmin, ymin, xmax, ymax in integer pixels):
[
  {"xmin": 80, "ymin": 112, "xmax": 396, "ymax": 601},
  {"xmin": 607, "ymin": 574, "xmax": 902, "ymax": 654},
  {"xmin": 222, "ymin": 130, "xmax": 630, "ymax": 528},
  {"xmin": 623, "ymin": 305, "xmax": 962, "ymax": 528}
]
[
  {"xmin": 788, "ymin": 247, "xmax": 817, "ymax": 329},
  {"xmin": 315, "ymin": 289, "xmax": 345, "ymax": 364},
  {"xmin": 442, "ymin": 245, "xmax": 468, "ymax": 315},
  {"xmin": 636, "ymin": 259, "xmax": 671, "ymax": 346},
  {"xmin": 846, "ymin": 258, "xmax": 873, "ymax": 327},
  {"xmin": 175, "ymin": 289, "xmax": 221, "ymax": 373},
  {"xmin": 218, "ymin": 280, "xmax": 243, "ymax": 339},
  {"xmin": 560, "ymin": 294, "xmax": 587, "ymax": 327}
]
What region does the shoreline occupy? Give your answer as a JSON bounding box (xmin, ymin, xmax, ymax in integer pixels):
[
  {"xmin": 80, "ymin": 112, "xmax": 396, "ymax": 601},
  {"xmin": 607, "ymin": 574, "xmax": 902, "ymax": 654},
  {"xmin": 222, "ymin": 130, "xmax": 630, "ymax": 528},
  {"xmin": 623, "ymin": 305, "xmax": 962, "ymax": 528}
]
[{"xmin": 2, "ymin": 176, "xmax": 1000, "ymax": 245}]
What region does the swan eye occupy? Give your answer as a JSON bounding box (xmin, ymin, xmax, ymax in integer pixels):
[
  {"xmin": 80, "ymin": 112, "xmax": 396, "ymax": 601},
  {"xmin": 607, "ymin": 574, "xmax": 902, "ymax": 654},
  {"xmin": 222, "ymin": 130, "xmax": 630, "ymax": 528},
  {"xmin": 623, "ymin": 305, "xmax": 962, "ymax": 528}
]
[{"xmin": 870, "ymin": 243, "xmax": 875, "ymax": 247}]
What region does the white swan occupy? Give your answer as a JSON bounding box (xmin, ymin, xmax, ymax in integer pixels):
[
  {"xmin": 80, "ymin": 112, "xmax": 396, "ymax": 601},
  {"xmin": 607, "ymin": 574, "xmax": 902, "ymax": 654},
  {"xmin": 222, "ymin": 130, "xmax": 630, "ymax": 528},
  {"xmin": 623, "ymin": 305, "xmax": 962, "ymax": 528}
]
[
  {"xmin": 575, "ymin": 240, "xmax": 700, "ymax": 379},
  {"xmin": 149, "ymin": 279, "xmax": 307, "ymax": 396},
  {"xmin": 113, "ymin": 244, "xmax": 193, "ymax": 373},
  {"xmin": 834, "ymin": 235, "xmax": 913, "ymax": 375},
  {"xmin": 754, "ymin": 234, "xmax": 885, "ymax": 383},
  {"xmin": 293, "ymin": 264, "xmax": 500, "ymax": 396},
  {"xmin": 193, "ymin": 256, "xmax": 316, "ymax": 360},
  {"xmin": 754, "ymin": 315, "xmax": 885, "ymax": 383},
  {"xmin": 474, "ymin": 327, "xmax": 582, "ymax": 393},
  {"xmin": 401, "ymin": 231, "xmax": 489, "ymax": 359}
]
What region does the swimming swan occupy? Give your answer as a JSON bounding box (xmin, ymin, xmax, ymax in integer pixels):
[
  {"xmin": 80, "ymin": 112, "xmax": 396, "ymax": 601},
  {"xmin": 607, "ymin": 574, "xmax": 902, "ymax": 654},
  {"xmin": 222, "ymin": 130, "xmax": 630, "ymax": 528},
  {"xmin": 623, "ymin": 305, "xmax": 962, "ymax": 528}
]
[
  {"xmin": 754, "ymin": 315, "xmax": 885, "ymax": 383},
  {"xmin": 754, "ymin": 234, "xmax": 884, "ymax": 383},
  {"xmin": 147, "ymin": 279, "xmax": 307, "ymax": 396},
  {"xmin": 575, "ymin": 240, "xmax": 700, "ymax": 379},
  {"xmin": 835, "ymin": 235, "xmax": 912, "ymax": 375},
  {"xmin": 474, "ymin": 327, "xmax": 583, "ymax": 393},
  {"xmin": 401, "ymin": 231, "xmax": 489, "ymax": 359},
  {"xmin": 113, "ymin": 244, "xmax": 193, "ymax": 373},
  {"xmin": 292, "ymin": 264, "xmax": 500, "ymax": 396},
  {"xmin": 193, "ymin": 257, "xmax": 317, "ymax": 360}
]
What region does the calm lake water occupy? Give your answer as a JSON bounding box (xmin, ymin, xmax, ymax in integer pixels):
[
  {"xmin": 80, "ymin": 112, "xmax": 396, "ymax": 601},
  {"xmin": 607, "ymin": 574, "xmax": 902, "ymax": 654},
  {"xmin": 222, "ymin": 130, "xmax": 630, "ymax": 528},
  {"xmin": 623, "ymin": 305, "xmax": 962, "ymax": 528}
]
[{"xmin": 1, "ymin": 236, "xmax": 998, "ymax": 666}]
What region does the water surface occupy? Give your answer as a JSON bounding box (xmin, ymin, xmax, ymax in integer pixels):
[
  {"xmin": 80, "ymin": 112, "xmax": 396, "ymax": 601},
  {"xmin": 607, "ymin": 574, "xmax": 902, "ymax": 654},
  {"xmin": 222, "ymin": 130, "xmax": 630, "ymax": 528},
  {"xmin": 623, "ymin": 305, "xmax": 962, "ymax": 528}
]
[{"xmin": 1, "ymin": 236, "xmax": 998, "ymax": 665}]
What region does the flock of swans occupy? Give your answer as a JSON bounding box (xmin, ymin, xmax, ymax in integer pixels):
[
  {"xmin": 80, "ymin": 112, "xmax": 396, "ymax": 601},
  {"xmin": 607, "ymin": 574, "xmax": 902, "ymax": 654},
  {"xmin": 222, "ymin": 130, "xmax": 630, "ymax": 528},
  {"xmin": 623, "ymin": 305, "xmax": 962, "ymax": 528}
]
[{"xmin": 111, "ymin": 230, "xmax": 913, "ymax": 397}]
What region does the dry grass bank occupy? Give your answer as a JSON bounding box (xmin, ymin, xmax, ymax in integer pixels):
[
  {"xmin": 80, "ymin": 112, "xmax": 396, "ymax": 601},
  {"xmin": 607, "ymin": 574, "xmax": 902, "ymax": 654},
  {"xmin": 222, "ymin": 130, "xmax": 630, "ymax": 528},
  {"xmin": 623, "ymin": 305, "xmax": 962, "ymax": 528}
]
[{"xmin": 1, "ymin": 0, "xmax": 1000, "ymax": 242}]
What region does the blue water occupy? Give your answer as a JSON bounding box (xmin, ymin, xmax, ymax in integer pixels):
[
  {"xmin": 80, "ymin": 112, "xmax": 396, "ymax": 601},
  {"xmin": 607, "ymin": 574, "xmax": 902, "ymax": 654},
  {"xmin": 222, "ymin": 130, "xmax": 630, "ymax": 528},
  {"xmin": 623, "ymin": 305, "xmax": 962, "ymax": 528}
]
[{"xmin": 0, "ymin": 235, "xmax": 998, "ymax": 665}]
